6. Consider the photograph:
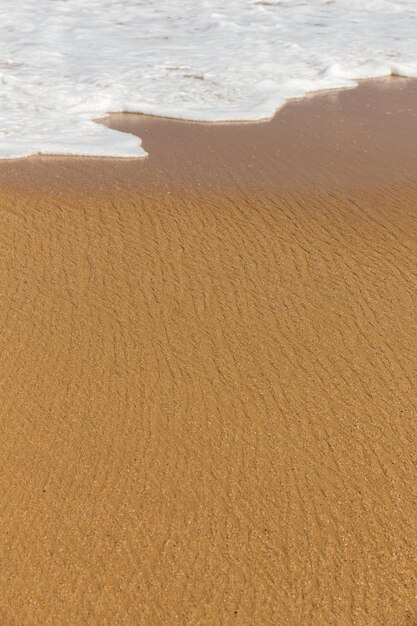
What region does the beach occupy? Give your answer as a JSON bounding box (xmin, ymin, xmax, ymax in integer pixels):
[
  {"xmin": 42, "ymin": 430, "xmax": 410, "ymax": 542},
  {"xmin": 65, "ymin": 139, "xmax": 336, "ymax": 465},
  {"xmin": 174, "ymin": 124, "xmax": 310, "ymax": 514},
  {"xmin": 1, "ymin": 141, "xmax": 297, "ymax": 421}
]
[{"xmin": 0, "ymin": 78, "xmax": 416, "ymax": 625}]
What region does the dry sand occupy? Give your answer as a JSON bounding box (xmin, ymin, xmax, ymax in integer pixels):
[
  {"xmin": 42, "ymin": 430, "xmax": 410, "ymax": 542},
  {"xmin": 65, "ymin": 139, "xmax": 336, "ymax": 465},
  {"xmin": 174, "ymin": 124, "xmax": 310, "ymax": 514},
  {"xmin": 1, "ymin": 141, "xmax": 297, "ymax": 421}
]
[{"xmin": 0, "ymin": 78, "xmax": 416, "ymax": 625}]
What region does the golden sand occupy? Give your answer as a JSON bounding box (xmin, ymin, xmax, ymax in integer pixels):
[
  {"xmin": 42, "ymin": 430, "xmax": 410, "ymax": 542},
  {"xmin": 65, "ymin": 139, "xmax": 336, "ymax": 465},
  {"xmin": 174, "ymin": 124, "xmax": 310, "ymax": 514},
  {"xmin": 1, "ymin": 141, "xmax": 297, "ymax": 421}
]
[{"xmin": 0, "ymin": 79, "xmax": 416, "ymax": 625}]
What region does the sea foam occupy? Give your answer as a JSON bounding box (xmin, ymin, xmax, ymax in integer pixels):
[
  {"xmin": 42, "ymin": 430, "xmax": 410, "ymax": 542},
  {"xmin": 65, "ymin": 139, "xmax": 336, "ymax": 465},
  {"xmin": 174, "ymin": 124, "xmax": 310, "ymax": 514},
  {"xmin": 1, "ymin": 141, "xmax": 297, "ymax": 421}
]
[{"xmin": 1, "ymin": 0, "xmax": 417, "ymax": 158}]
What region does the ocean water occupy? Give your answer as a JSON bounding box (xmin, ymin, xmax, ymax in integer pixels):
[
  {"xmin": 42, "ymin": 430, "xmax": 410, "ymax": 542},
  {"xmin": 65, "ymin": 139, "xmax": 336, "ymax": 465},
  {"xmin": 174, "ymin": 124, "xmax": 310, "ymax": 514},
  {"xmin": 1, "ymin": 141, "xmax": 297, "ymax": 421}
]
[{"xmin": 1, "ymin": 0, "xmax": 417, "ymax": 158}]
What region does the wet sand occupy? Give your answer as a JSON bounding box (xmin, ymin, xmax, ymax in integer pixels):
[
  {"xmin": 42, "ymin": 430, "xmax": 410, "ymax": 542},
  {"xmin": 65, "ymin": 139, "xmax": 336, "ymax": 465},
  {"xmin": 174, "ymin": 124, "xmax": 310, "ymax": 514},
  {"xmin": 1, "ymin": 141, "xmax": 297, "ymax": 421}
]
[{"xmin": 0, "ymin": 79, "xmax": 416, "ymax": 625}]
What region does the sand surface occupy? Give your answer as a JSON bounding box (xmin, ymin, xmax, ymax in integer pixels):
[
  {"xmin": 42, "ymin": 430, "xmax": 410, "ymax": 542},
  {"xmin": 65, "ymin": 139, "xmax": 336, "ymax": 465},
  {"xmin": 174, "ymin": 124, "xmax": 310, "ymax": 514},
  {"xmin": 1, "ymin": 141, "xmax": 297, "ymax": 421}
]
[{"xmin": 0, "ymin": 79, "xmax": 416, "ymax": 625}]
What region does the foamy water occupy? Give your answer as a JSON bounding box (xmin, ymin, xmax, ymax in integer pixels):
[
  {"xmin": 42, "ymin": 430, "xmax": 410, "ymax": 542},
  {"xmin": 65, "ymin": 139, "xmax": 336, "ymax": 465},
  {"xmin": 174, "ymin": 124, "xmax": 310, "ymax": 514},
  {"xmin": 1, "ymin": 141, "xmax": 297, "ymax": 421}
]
[{"xmin": 1, "ymin": 0, "xmax": 417, "ymax": 158}]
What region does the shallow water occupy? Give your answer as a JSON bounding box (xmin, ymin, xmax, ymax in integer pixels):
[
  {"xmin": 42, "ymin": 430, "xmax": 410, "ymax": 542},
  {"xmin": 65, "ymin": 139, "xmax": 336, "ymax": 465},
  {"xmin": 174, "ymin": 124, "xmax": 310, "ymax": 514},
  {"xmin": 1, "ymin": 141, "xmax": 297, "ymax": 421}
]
[{"xmin": 1, "ymin": 0, "xmax": 417, "ymax": 158}]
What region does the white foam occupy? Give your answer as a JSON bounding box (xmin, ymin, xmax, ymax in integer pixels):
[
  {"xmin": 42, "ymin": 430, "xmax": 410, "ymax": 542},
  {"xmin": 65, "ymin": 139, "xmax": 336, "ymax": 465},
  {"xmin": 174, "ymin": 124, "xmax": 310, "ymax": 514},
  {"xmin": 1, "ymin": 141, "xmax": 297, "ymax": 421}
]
[{"xmin": 1, "ymin": 0, "xmax": 417, "ymax": 158}]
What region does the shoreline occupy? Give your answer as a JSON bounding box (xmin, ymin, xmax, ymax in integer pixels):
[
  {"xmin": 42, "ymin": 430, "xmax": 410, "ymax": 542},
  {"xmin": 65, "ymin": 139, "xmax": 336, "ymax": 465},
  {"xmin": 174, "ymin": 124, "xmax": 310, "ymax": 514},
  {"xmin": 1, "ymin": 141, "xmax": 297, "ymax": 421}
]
[
  {"xmin": 0, "ymin": 78, "xmax": 416, "ymax": 625},
  {"xmin": 1, "ymin": 77, "xmax": 417, "ymax": 195}
]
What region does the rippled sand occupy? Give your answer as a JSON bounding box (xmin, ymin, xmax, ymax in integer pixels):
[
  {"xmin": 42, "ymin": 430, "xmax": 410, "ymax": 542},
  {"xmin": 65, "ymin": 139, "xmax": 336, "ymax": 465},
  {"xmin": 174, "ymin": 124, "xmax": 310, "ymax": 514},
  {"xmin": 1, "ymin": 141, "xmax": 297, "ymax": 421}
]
[{"xmin": 0, "ymin": 79, "xmax": 416, "ymax": 625}]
